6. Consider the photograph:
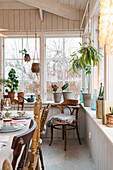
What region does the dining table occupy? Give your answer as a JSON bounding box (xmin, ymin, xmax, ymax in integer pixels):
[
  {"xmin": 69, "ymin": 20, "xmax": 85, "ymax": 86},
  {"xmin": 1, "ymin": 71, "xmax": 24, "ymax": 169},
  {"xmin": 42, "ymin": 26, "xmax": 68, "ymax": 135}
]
[{"xmin": 0, "ymin": 110, "xmax": 34, "ymax": 170}]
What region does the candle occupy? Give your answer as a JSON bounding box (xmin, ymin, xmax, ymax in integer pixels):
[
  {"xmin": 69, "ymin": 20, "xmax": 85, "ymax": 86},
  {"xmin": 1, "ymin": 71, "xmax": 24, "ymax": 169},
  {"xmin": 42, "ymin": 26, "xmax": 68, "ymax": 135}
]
[{"xmin": 6, "ymin": 99, "xmax": 9, "ymax": 107}]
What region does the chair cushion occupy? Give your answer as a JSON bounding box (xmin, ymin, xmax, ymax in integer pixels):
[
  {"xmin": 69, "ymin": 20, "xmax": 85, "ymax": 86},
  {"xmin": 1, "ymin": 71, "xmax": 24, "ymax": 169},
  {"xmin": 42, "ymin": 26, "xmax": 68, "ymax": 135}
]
[{"xmin": 47, "ymin": 113, "xmax": 75, "ymax": 126}]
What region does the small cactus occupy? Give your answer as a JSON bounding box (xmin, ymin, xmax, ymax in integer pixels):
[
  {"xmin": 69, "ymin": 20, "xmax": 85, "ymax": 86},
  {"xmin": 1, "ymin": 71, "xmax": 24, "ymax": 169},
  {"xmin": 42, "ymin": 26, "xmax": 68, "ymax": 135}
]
[
  {"xmin": 110, "ymin": 107, "xmax": 113, "ymax": 115},
  {"xmin": 51, "ymin": 84, "xmax": 59, "ymax": 93},
  {"xmin": 98, "ymin": 83, "xmax": 104, "ymax": 100},
  {"xmin": 61, "ymin": 83, "xmax": 69, "ymax": 91}
]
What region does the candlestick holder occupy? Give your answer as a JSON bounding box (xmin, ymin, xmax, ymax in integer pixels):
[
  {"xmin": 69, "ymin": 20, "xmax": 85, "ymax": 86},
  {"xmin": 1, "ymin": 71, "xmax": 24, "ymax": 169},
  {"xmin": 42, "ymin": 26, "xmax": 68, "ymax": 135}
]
[{"xmin": 3, "ymin": 98, "xmax": 11, "ymax": 116}]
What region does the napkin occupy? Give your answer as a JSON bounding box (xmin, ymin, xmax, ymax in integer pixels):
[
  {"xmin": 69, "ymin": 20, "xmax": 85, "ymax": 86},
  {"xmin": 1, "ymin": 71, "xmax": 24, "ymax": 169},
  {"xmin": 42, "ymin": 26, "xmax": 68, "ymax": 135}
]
[
  {"xmin": 12, "ymin": 120, "xmax": 26, "ymax": 123},
  {"xmin": 11, "ymin": 120, "xmax": 27, "ymax": 126}
]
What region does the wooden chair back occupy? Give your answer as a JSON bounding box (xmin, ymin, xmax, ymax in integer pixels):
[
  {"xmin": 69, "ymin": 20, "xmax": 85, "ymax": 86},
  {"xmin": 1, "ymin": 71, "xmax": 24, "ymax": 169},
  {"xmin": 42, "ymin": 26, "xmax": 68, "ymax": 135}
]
[
  {"xmin": 11, "ymin": 119, "xmax": 36, "ymax": 170},
  {"xmin": 11, "ymin": 99, "xmax": 24, "ymax": 111},
  {"xmin": 52, "ymin": 99, "xmax": 79, "ymax": 116},
  {"xmin": 28, "ymin": 95, "xmax": 42, "ymax": 169},
  {"xmin": 40, "ymin": 104, "xmax": 50, "ymax": 134},
  {"xmin": 2, "ymin": 159, "xmax": 13, "ymax": 170}
]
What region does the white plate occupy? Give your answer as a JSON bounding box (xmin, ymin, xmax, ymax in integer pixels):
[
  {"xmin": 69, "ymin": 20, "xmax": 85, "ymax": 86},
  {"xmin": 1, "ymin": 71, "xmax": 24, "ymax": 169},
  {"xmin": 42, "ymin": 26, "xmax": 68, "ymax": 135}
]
[
  {"xmin": 12, "ymin": 115, "xmax": 30, "ymax": 120},
  {"xmin": 0, "ymin": 124, "xmax": 23, "ymax": 133}
]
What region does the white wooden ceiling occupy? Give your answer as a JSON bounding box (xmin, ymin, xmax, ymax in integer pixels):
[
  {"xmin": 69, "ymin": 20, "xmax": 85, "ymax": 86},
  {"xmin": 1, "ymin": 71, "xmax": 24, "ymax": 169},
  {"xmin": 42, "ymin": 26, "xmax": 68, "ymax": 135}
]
[
  {"xmin": 0, "ymin": 0, "xmax": 88, "ymax": 16},
  {"xmin": 0, "ymin": 0, "xmax": 87, "ymax": 10}
]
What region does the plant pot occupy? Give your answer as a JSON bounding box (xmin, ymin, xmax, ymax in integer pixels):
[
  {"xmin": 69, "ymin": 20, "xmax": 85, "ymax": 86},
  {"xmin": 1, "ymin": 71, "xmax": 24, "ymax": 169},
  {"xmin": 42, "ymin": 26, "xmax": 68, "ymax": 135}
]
[
  {"xmin": 62, "ymin": 91, "xmax": 72, "ymax": 101},
  {"xmin": 82, "ymin": 93, "xmax": 91, "ymax": 107},
  {"xmin": 31, "ymin": 63, "xmax": 40, "ymax": 73},
  {"xmin": 24, "ymin": 54, "xmax": 31, "ymax": 62},
  {"xmin": 106, "ymin": 113, "xmax": 113, "ymax": 126},
  {"xmin": 18, "ymin": 92, "xmax": 24, "ymax": 102},
  {"xmin": 8, "ymin": 92, "xmax": 15, "ymax": 99},
  {"xmin": 53, "ymin": 92, "xmax": 62, "ymax": 103},
  {"xmin": 96, "ymin": 100, "xmax": 103, "ymax": 119}
]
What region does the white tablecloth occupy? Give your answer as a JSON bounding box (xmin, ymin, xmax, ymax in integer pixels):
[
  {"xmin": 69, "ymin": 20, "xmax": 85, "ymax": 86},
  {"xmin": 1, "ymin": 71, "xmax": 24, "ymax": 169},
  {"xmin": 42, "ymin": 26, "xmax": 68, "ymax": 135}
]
[{"xmin": 0, "ymin": 110, "xmax": 33, "ymax": 170}]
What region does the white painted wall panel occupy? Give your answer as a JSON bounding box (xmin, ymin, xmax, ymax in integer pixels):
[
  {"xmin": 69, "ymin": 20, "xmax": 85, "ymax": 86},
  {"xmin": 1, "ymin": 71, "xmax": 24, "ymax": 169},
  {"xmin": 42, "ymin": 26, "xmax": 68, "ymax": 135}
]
[
  {"xmin": 0, "ymin": 9, "xmax": 80, "ymax": 32},
  {"xmin": 84, "ymin": 107, "xmax": 113, "ymax": 170}
]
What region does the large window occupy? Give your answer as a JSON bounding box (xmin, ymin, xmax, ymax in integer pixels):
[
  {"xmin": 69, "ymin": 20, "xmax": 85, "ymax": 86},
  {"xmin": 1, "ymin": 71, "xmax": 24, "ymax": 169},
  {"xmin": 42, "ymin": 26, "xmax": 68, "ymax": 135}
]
[
  {"xmin": 46, "ymin": 37, "xmax": 82, "ymax": 101},
  {"xmin": 4, "ymin": 36, "xmax": 82, "ymax": 101},
  {"xmin": 4, "ymin": 36, "xmax": 40, "ymax": 95}
]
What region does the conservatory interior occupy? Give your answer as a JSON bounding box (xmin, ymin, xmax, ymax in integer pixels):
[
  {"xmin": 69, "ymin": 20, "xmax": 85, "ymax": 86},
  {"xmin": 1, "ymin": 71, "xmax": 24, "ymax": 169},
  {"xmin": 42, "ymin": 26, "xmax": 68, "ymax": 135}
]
[{"xmin": 0, "ymin": 0, "xmax": 112, "ymax": 170}]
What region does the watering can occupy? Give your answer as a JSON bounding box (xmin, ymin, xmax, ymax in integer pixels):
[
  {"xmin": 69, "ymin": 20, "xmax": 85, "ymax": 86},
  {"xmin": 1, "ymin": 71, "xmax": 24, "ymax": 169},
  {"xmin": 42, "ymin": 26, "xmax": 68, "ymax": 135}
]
[{"xmin": 19, "ymin": 95, "xmax": 34, "ymax": 102}]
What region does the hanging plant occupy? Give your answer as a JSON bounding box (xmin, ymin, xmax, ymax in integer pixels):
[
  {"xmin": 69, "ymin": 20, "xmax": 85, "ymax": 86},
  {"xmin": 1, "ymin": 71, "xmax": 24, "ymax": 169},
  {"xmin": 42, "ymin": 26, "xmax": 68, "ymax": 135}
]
[
  {"xmin": 69, "ymin": 38, "xmax": 103, "ymax": 94},
  {"xmin": 19, "ymin": 48, "xmax": 31, "ymax": 62},
  {"xmin": 70, "ymin": 39, "xmax": 102, "ymax": 74},
  {"xmin": 31, "ymin": 33, "xmax": 40, "ymax": 74}
]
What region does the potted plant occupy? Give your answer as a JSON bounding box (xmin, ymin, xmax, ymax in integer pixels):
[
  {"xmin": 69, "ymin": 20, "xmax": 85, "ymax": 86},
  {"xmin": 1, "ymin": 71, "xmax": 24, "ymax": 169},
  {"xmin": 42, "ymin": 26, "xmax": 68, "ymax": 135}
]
[
  {"xmin": 96, "ymin": 83, "xmax": 104, "ymax": 118},
  {"xmin": 19, "ymin": 48, "xmax": 31, "ymax": 62},
  {"xmin": 51, "ymin": 84, "xmax": 62, "ymax": 103},
  {"xmin": 106, "ymin": 107, "xmax": 113, "ymax": 126},
  {"xmin": 70, "ymin": 39, "xmax": 103, "ymax": 107},
  {"xmin": 61, "ymin": 83, "xmax": 72, "ymax": 100},
  {"xmin": 5, "ymin": 68, "xmax": 19, "ymax": 99}
]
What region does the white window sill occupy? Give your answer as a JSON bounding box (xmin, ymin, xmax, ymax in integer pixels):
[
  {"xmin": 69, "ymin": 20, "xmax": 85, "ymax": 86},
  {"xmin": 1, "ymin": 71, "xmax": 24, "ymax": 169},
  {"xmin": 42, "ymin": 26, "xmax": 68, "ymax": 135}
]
[{"xmin": 81, "ymin": 103, "xmax": 113, "ymax": 145}]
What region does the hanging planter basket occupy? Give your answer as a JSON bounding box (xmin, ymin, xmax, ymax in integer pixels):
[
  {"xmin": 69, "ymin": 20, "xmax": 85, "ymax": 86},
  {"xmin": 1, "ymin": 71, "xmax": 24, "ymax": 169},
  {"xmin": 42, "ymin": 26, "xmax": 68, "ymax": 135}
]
[
  {"xmin": 24, "ymin": 54, "xmax": 31, "ymax": 62},
  {"xmin": 31, "ymin": 33, "xmax": 40, "ymax": 73},
  {"xmin": 31, "ymin": 63, "xmax": 40, "ymax": 73}
]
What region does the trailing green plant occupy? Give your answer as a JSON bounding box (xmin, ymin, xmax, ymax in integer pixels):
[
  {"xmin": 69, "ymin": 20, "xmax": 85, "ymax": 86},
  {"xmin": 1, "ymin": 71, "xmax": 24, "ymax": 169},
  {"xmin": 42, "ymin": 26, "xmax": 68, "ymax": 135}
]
[
  {"xmin": 51, "ymin": 85, "xmax": 59, "ymax": 93},
  {"xmin": 19, "ymin": 48, "xmax": 27, "ymax": 55},
  {"xmin": 110, "ymin": 107, "xmax": 113, "ymax": 115},
  {"xmin": 61, "ymin": 83, "xmax": 69, "ymax": 91},
  {"xmin": 70, "ymin": 39, "xmax": 102, "ymax": 74},
  {"xmin": 5, "ymin": 68, "xmax": 19, "ymax": 93},
  {"xmin": 98, "ymin": 83, "xmax": 104, "ymax": 100},
  {"xmin": 69, "ymin": 39, "xmax": 103, "ymax": 93}
]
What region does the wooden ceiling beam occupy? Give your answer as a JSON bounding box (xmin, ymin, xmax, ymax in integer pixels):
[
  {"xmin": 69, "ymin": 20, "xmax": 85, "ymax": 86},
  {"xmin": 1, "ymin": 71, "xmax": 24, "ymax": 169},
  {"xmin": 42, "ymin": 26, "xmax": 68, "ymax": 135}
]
[
  {"xmin": 39, "ymin": 8, "xmax": 44, "ymax": 22},
  {"xmin": 16, "ymin": 0, "xmax": 82, "ymax": 21}
]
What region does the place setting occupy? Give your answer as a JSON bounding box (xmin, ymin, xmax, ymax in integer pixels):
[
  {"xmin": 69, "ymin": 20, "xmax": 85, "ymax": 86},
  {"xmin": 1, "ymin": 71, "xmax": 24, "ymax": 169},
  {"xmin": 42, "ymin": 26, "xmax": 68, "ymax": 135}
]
[{"xmin": 0, "ymin": 99, "xmax": 30, "ymax": 133}]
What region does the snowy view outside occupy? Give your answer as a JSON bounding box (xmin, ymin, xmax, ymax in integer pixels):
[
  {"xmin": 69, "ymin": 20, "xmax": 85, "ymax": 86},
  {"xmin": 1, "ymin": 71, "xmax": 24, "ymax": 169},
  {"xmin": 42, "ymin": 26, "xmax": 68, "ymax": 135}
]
[
  {"xmin": 46, "ymin": 37, "xmax": 82, "ymax": 101},
  {"xmin": 4, "ymin": 37, "xmax": 40, "ymax": 95},
  {"xmin": 4, "ymin": 36, "xmax": 82, "ymax": 101}
]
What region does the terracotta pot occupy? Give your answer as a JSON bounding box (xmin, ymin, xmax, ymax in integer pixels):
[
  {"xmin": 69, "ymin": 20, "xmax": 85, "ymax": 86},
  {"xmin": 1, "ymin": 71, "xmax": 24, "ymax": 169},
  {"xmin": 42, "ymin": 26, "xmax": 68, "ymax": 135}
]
[
  {"xmin": 106, "ymin": 113, "xmax": 113, "ymax": 124},
  {"xmin": 82, "ymin": 93, "xmax": 91, "ymax": 107},
  {"xmin": 8, "ymin": 92, "xmax": 15, "ymax": 99},
  {"xmin": 31, "ymin": 63, "xmax": 40, "ymax": 73},
  {"xmin": 18, "ymin": 92, "xmax": 24, "ymax": 102}
]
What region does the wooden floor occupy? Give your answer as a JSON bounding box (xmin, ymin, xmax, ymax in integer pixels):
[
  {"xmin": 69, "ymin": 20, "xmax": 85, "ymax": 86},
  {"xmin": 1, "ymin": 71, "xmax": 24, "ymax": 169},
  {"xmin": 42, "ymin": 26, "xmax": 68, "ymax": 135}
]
[{"xmin": 41, "ymin": 139, "xmax": 95, "ymax": 170}]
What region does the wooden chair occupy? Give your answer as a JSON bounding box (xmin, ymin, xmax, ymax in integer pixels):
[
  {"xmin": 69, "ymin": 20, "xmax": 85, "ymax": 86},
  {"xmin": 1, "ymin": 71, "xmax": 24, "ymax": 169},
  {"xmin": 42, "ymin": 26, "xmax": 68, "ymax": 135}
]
[
  {"xmin": 2, "ymin": 159, "xmax": 13, "ymax": 170},
  {"xmin": 39, "ymin": 104, "xmax": 50, "ymax": 170},
  {"xmin": 28, "ymin": 95, "xmax": 42, "ymax": 170},
  {"xmin": 49, "ymin": 99, "xmax": 81, "ymax": 151},
  {"xmin": 11, "ymin": 119, "xmax": 36, "ymax": 170},
  {"xmin": 40, "ymin": 104, "xmax": 50, "ymax": 135},
  {"xmin": 11, "ymin": 99, "xmax": 24, "ymax": 111}
]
